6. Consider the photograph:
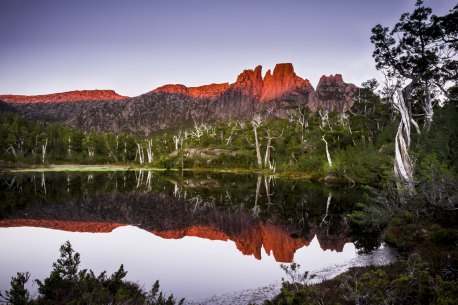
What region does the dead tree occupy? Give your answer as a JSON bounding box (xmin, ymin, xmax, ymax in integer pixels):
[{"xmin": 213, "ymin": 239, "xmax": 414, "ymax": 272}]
[
  {"xmin": 136, "ymin": 143, "xmax": 144, "ymax": 165},
  {"xmin": 41, "ymin": 138, "xmax": 48, "ymax": 163},
  {"xmin": 251, "ymin": 114, "xmax": 263, "ymax": 169},
  {"xmin": 252, "ymin": 175, "xmax": 262, "ymax": 218},
  {"xmin": 264, "ymin": 128, "xmax": 283, "ymax": 172},
  {"xmin": 146, "ymin": 139, "xmax": 154, "ymax": 163},
  {"xmin": 295, "ymin": 106, "xmax": 309, "ymax": 145},
  {"xmin": 321, "ymin": 135, "xmax": 333, "ymax": 167},
  {"xmin": 393, "ymin": 89, "xmax": 414, "ymax": 191}
]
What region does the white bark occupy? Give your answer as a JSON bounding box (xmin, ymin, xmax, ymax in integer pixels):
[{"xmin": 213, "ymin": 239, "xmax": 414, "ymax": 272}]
[
  {"xmin": 67, "ymin": 136, "xmax": 72, "ymax": 156},
  {"xmin": 423, "ymin": 82, "xmax": 433, "ymax": 130},
  {"xmin": 136, "ymin": 143, "xmax": 144, "ymax": 164},
  {"xmin": 393, "ymin": 89, "xmax": 414, "ymax": 190},
  {"xmin": 7, "ymin": 145, "xmax": 17, "ymax": 158},
  {"xmin": 252, "ymin": 175, "xmax": 262, "ymax": 218},
  {"xmin": 264, "ymin": 129, "xmax": 283, "ymax": 171},
  {"xmin": 41, "ymin": 138, "xmax": 48, "ymax": 163},
  {"xmin": 251, "ymin": 115, "xmax": 263, "ymax": 169},
  {"xmin": 41, "ymin": 172, "xmax": 46, "ymax": 194},
  {"xmin": 320, "ymin": 192, "xmax": 332, "ymax": 227},
  {"xmin": 321, "ymin": 136, "xmax": 332, "ymax": 167},
  {"xmin": 295, "ymin": 106, "xmax": 308, "ymax": 145},
  {"xmin": 146, "ymin": 140, "xmax": 154, "ymax": 163}
]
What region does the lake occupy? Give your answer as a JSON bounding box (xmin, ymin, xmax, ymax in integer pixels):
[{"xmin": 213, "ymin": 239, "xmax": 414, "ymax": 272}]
[{"xmin": 0, "ymin": 170, "xmax": 394, "ymax": 304}]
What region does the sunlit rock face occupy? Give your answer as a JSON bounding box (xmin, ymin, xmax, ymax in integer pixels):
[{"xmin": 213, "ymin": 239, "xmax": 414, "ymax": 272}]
[
  {"xmin": 0, "ymin": 90, "xmax": 128, "ymax": 103},
  {"xmin": 260, "ymin": 63, "xmax": 312, "ymax": 102},
  {"xmin": 0, "ymin": 219, "xmax": 124, "ymax": 233},
  {"xmin": 153, "ymin": 83, "xmax": 230, "ymax": 100}
]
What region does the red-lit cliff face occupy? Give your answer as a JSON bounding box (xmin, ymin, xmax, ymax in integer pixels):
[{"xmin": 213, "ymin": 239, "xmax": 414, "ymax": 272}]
[
  {"xmin": 233, "ymin": 223, "xmax": 309, "ymax": 263},
  {"xmin": 153, "ymin": 223, "xmax": 308, "ymax": 263},
  {"xmin": 308, "ymin": 74, "xmax": 358, "ymax": 113},
  {"xmin": 154, "ymin": 83, "xmax": 230, "ymax": 100},
  {"xmin": 0, "ymin": 218, "xmax": 352, "ymax": 262},
  {"xmin": 233, "ymin": 65, "xmax": 264, "ymax": 98},
  {"xmin": 0, "ymin": 90, "xmax": 128, "ymax": 103},
  {"xmin": 260, "ymin": 63, "xmax": 312, "ymax": 102},
  {"xmin": 152, "ymin": 64, "xmax": 311, "ymax": 103},
  {"xmin": 0, "ymin": 219, "xmax": 308, "ymax": 263},
  {"xmin": 0, "ymin": 219, "xmax": 124, "ymax": 233}
]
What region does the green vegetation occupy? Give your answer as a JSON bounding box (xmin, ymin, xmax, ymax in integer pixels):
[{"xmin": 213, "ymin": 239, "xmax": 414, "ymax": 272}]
[
  {"xmin": 0, "ymin": 84, "xmax": 394, "ymax": 186},
  {"xmin": 0, "ymin": 241, "xmax": 184, "ymax": 305},
  {"xmin": 263, "ymin": 1, "xmax": 458, "ymax": 304},
  {"xmin": 1, "ymin": 1, "xmax": 457, "ymax": 304}
]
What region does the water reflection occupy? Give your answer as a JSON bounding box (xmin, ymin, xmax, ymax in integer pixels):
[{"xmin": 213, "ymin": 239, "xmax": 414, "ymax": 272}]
[
  {"xmin": 0, "ymin": 171, "xmax": 367, "ymax": 261},
  {"xmin": 0, "ymin": 170, "xmax": 386, "ymax": 302}
]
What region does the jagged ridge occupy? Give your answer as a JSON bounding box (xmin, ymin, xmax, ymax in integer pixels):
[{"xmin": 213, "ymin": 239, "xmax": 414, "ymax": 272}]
[{"xmin": 0, "ymin": 63, "xmax": 358, "ymax": 135}]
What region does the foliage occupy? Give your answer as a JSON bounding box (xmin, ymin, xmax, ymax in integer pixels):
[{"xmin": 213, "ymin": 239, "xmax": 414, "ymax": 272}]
[
  {"xmin": 1, "ymin": 90, "xmax": 396, "ymax": 187},
  {"xmin": 266, "ymin": 254, "xmax": 458, "ymax": 305},
  {"xmin": 0, "ymin": 272, "xmax": 30, "ymax": 305},
  {"xmin": 1, "ymin": 241, "xmax": 184, "ymax": 305}
]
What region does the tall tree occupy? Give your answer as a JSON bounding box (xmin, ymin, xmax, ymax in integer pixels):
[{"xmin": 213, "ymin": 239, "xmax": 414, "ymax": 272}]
[
  {"xmin": 371, "ymin": 0, "xmax": 457, "ymax": 130},
  {"xmin": 371, "ymin": 0, "xmax": 457, "ymax": 188}
]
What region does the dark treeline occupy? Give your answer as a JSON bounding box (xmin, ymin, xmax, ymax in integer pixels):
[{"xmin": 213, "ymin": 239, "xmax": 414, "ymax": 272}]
[{"xmin": 0, "ymin": 241, "xmax": 183, "ymax": 305}]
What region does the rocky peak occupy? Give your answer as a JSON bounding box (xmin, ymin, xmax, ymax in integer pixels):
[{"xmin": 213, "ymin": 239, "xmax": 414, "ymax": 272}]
[
  {"xmin": 308, "ymin": 74, "xmax": 358, "ymax": 113},
  {"xmin": 317, "ymin": 74, "xmax": 344, "ymax": 87},
  {"xmin": 233, "ymin": 65, "xmax": 263, "ymax": 98},
  {"xmin": 153, "ymin": 84, "xmax": 189, "ymax": 95},
  {"xmin": 153, "ymin": 83, "xmax": 230, "ymax": 100},
  {"xmin": 260, "ymin": 63, "xmax": 312, "ymax": 102},
  {"xmin": 0, "ymin": 90, "xmax": 128, "ymax": 103}
]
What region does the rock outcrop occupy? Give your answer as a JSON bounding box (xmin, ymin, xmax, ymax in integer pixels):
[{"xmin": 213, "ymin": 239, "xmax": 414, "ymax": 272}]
[
  {"xmin": 308, "ymin": 74, "xmax": 358, "ymax": 113},
  {"xmin": 260, "ymin": 63, "xmax": 312, "ymax": 102},
  {"xmin": 154, "ymin": 83, "xmax": 230, "ymax": 100},
  {"xmin": 0, "ymin": 90, "xmax": 128, "ymax": 103}
]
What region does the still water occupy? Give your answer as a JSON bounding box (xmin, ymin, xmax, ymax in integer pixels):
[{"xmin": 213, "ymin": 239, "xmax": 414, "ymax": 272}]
[{"xmin": 0, "ymin": 170, "xmax": 391, "ymax": 304}]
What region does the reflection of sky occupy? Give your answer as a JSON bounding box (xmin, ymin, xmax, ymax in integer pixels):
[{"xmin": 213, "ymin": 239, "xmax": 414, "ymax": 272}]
[
  {"xmin": 0, "ymin": 225, "xmax": 356, "ymax": 300},
  {"xmin": 0, "ymin": 0, "xmax": 453, "ymax": 96}
]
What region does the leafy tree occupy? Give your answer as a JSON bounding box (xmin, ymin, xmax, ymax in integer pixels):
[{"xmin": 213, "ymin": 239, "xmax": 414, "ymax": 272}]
[
  {"xmin": 371, "ymin": 0, "xmax": 457, "ymax": 129},
  {"xmin": 0, "ymin": 272, "xmax": 30, "ymax": 305}
]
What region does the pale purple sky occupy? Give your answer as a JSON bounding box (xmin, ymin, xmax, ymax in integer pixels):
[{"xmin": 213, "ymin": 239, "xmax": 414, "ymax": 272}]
[{"xmin": 0, "ymin": 0, "xmax": 454, "ymax": 96}]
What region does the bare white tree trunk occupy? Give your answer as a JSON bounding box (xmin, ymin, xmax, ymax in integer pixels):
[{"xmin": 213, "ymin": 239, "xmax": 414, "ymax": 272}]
[
  {"xmin": 393, "ymin": 90, "xmax": 414, "ymax": 190},
  {"xmin": 146, "ymin": 171, "xmax": 152, "ymax": 191},
  {"xmin": 321, "ymin": 135, "xmax": 332, "ymax": 167},
  {"xmin": 7, "ymin": 145, "xmax": 17, "ymax": 159},
  {"xmin": 263, "ymin": 129, "xmax": 283, "ymax": 171},
  {"xmin": 136, "ymin": 143, "xmax": 144, "ymax": 165},
  {"xmin": 226, "ymin": 127, "xmax": 236, "ymax": 145},
  {"xmin": 146, "ymin": 139, "xmax": 154, "ymax": 163},
  {"xmin": 320, "ymin": 192, "xmax": 333, "ymax": 226},
  {"xmin": 67, "ymin": 136, "xmax": 72, "ymax": 156},
  {"xmin": 252, "ymin": 175, "xmax": 262, "ymax": 218},
  {"xmin": 41, "ymin": 172, "xmax": 46, "ymax": 194},
  {"xmin": 251, "ymin": 115, "xmax": 263, "ymax": 169},
  {"xmin": 295, "ymin": 106, "xmax": 308, "ymax": 145},
  {"xmin": 423, "ymin": 82, "xmax": 433, "ymax": 131},
  {"xmin": 41, "ymin": 138, "xmax": 48, "ymax": 163}
]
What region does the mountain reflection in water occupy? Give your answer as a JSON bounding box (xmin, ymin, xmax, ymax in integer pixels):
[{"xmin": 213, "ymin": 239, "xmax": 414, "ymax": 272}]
[
  {"xmin": 0, "ymin": 170, "xmax": 383, "ymax": 302},
  {"xmin": 0, "ymin": 171, "xmax": 360, "ymax": 262}
]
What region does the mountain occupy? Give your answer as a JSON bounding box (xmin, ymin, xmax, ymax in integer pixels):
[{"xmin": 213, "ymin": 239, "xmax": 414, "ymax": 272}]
[
  {"xmin": 0, "ymin": 190, "xmax": 350, "ymax": 263},
  {"xmin": 0, "ymin": 90, "xmax": 128, "ymax": 103},
  {"xmin": 0, "ymin": 63, "xmax": 357, "ymax": 135}
]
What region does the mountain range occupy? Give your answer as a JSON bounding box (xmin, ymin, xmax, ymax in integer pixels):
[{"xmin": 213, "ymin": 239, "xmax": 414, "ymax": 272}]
[{"xmin": 0, "ymin": 63, "xmax": 358, "ymax": 135}]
